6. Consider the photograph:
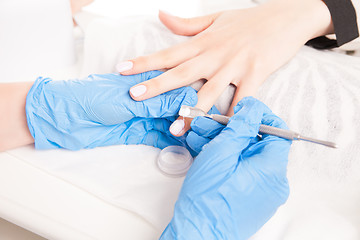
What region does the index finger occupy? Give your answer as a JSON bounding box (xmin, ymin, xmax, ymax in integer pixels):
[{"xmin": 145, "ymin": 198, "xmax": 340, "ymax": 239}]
[
  {"xmin": 117, "ymin": 40, "xmax": 201, "ymax": 76},
  {"xmin": 169, "ymin": 76, "xmax": 230, "ymax": 137}
]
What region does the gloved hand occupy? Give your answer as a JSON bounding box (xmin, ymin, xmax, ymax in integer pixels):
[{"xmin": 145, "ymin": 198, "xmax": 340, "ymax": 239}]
[
  {"xmin": 161, "ymin": 97, "xmax": 292, "ymax": 240},
  {"xmin": 185, "ymin": 106, "xmax": 225, "ymax": 155},
  {"xmin": 26, "ymin": 71, "xmax": 197, "ymax": 150}
]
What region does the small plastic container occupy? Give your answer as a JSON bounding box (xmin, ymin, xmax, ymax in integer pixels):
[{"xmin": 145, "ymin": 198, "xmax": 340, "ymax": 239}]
[{"xmin": 156, "ymin": 146, "xmax": 193, "ymax": 177}]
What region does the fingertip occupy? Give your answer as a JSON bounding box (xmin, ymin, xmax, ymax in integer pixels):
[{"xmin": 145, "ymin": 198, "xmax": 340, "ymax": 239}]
[
  {"xmin": 190, "ymin": 116, "xmax": 210, "ymax": 130},
  {"xmin": 116, "ymin": 61, "xmax": 134, "ymax": 74},
  {"xmin": 233, "ymin": 96, "xmax": 256, "ymax": 114},
  {"xmin": 208, "ymin": 105, "xmax": 221, "ymax": 115},
  {"xmin": 261, "ymin": 112, "xmax": 289, "ymax": 130},
  {"xmin": 129, "ymin": 84, "xmax": 148, "ymax": 100},
  {"xmin": 170, "ymin": 117, "xmax": 192, "ymax": 137},
  {"xmin": 158, "ymin": 9, "xmax": 179, "ymax": 27},
  {"xmin": 159, "ymin": 9, "xmax": 213, "ymax": 36},
  {"xmin": 144, "ymin": 130, "xmax": 182, "ymax": 150},
  {"xmin": 186, "ymin": 131, "xmax": 209, "ymax": 155},
  {"xmin": 190, "ymin": 116, "xmax": 224, "ymax": 138},
  {"xmin": 159, "ymin": 9, "xmax": 174, "ymax": 18},
  {"xmin": 129, "ymin": 71, "xmax": 165, "ymax": 99},
  {"xmin": 232, "ymin": 97, "xmax": 273, "ymax": 122},
  {"xmin": 233, "ymin": 104, "xmax": 241, "ymax": 115},
  {"xmin": 118, "ymin": 56, "xmax": 155, "ymax": 76}
]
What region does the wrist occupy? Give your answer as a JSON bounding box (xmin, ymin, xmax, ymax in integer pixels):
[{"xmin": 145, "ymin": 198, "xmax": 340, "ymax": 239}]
[
  {"xmin": 263, "ymin": 0, "xmax": 334, "ymax": 43},
  {"xmin": 0, "ymin": 82, "xmax": 34, "ymax": 151},
  {"xmin": 303, "ymin": 0, "xmax": 334, "ymax": 37}
]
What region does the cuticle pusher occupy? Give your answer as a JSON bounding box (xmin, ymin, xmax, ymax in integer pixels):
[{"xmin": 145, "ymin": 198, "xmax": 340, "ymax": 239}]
[{"xmin": 179, "ymin": 105, "xmax": 338, "ymax": 149}]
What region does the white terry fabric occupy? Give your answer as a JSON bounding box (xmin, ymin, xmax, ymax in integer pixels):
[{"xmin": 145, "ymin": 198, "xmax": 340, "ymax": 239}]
[
  {"xmin": 0, "ymin": 151, "xmax": 158, "ymax": 240},
  {"xmin": 7, "ymin": 145, "xmax": 184, "ymax": 233},
  {"xmin": 251, "ymin": 47, "xmax": 360, "ymax": 239}
]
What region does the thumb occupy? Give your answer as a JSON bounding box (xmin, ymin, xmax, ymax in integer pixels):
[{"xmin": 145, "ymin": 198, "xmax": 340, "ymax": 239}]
[
  {"xmin": 202, "ymin": 97, "xmax": 267, "ymax": 159},
  {"xmin": 159, "ymin": 10, "xmax": 219, "ymax": 36}
]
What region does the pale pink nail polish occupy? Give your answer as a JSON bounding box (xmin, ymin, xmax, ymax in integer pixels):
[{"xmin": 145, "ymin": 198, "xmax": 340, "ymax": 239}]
[
  {"xmin": 116, "ymin": 61, "xmax": 133, "ymax": 72},
  {"xmin": 170, "ymin": 119, "xmax": 185, "ymax": 135},
  {"xmin": 130, "ymin": 85, "xmax": 147, "ymax": 97}
]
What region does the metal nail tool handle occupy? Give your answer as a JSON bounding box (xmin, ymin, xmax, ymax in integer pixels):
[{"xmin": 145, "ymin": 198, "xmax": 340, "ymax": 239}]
[
  {"xmin": 212, "ymin": 115, "xmax": 297, "ymax": 140},
  {"xmin": 259, "ymin": 124, "xmax": 298, "ymax": 140},
  {"xmin": 210, "ymin": 114, "xmax": 230, "ymax": 125},
  {"xmin": 178, "ymin": 106, "xmax": 338, "ymax": 149},
  {"xmin": 211, "ymin": 114, "xmax": 338, "ymax": 148},
  {"xmin": 259, "ymin": 124, "xmax": 338, "ymax": 148}
]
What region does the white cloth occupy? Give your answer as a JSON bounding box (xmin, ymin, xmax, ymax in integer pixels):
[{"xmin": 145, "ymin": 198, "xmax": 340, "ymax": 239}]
[
  {"xmin": 7, "ymin": 144, "xmax": 184, "ymax": 232},
  {"xmin": 252, "ymin": 47, "xmax": 360, "ymax": 239}
]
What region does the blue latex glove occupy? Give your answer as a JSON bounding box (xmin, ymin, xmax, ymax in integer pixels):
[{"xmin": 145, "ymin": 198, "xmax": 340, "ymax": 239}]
[
  {"xmin": 161, "ymin": 97, "xmax": 292, "ymax": 240},
  {"xmin": 26, "ymin": 71, "xmax": 197, "ymax": 150},
  {"xmin": 185, "ymin": 106, "xmax": 225, "ymax": 155}
]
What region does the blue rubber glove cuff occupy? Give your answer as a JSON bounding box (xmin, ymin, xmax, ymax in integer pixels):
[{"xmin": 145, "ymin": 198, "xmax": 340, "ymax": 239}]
[{"xmin": 26, "ymin": 77, "xmax": 52, "ymax": 149}]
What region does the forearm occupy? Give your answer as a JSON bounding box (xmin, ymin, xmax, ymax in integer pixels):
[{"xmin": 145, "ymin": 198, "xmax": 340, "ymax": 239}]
[
  {"xmin": 304, "ymin": 0, "xmax": 335, "ymax": 37},
  {"xmin": 0, "ymin": 82, "xmax": 34, "ymax": 151}
]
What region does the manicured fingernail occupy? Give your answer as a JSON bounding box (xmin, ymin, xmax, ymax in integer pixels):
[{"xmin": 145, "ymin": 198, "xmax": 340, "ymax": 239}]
[
  {"xmin": 116, "ymin": 61, "xmax": 133, "ymax": 72},
  {"xmin": 170, "ymin": 119, "xmax": 185, "ymax": 135},
  {"xmin": 130, "ymin": 85, "xmax": 147, "ymax": 97}
]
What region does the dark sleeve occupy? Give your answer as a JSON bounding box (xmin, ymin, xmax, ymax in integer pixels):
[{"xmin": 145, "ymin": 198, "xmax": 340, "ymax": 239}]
[{"xmin": 306, "ymin": 0, "xmax": 359, "ymax": 49}]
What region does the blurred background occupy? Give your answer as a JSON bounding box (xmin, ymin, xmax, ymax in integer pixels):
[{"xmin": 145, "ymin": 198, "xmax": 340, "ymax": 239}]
[{"xmin": 82, "ymin": 0, "xmax": 257, "ymax": 17}]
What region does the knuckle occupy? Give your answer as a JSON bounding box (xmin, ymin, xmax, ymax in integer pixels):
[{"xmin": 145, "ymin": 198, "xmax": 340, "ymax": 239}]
[
  {"xmin": 134, "ymin": 56, "xmax": 149, "ymax": 67},
  {"xmin": 146, "ymin": 77, "xmax": 163, "ymax": 91},
  {"xmin": 173, "ymin": 67, "xmax": 193, "ymax": 80},
  {"xmin": 158, "ymin": 50, "xmax": 174, "ymax": 64}
]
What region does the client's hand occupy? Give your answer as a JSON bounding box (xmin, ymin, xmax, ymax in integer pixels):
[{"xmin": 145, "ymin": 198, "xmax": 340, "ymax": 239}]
[
  {"xmin": 26, "ymin": 71, "xmax": 197, "ymax": 150},
  {"xmin": 161, "ymin": 97, "xmax": 292, "ymax": 240},
  {"xmin": 118, "ymin": 0, "xmax": 333, "ymax": 136}
]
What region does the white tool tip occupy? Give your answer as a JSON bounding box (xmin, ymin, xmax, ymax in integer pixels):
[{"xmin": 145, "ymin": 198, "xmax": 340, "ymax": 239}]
[{"xmin": 179, "ymin": 106, "xmax": 192, "ymax": 117}]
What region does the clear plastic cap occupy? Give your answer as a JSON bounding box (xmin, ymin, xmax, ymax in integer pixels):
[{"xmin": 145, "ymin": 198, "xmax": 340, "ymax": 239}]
[{"xmin": 156, "ymin": 146, "xmax": 193, "ymax": 177}]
